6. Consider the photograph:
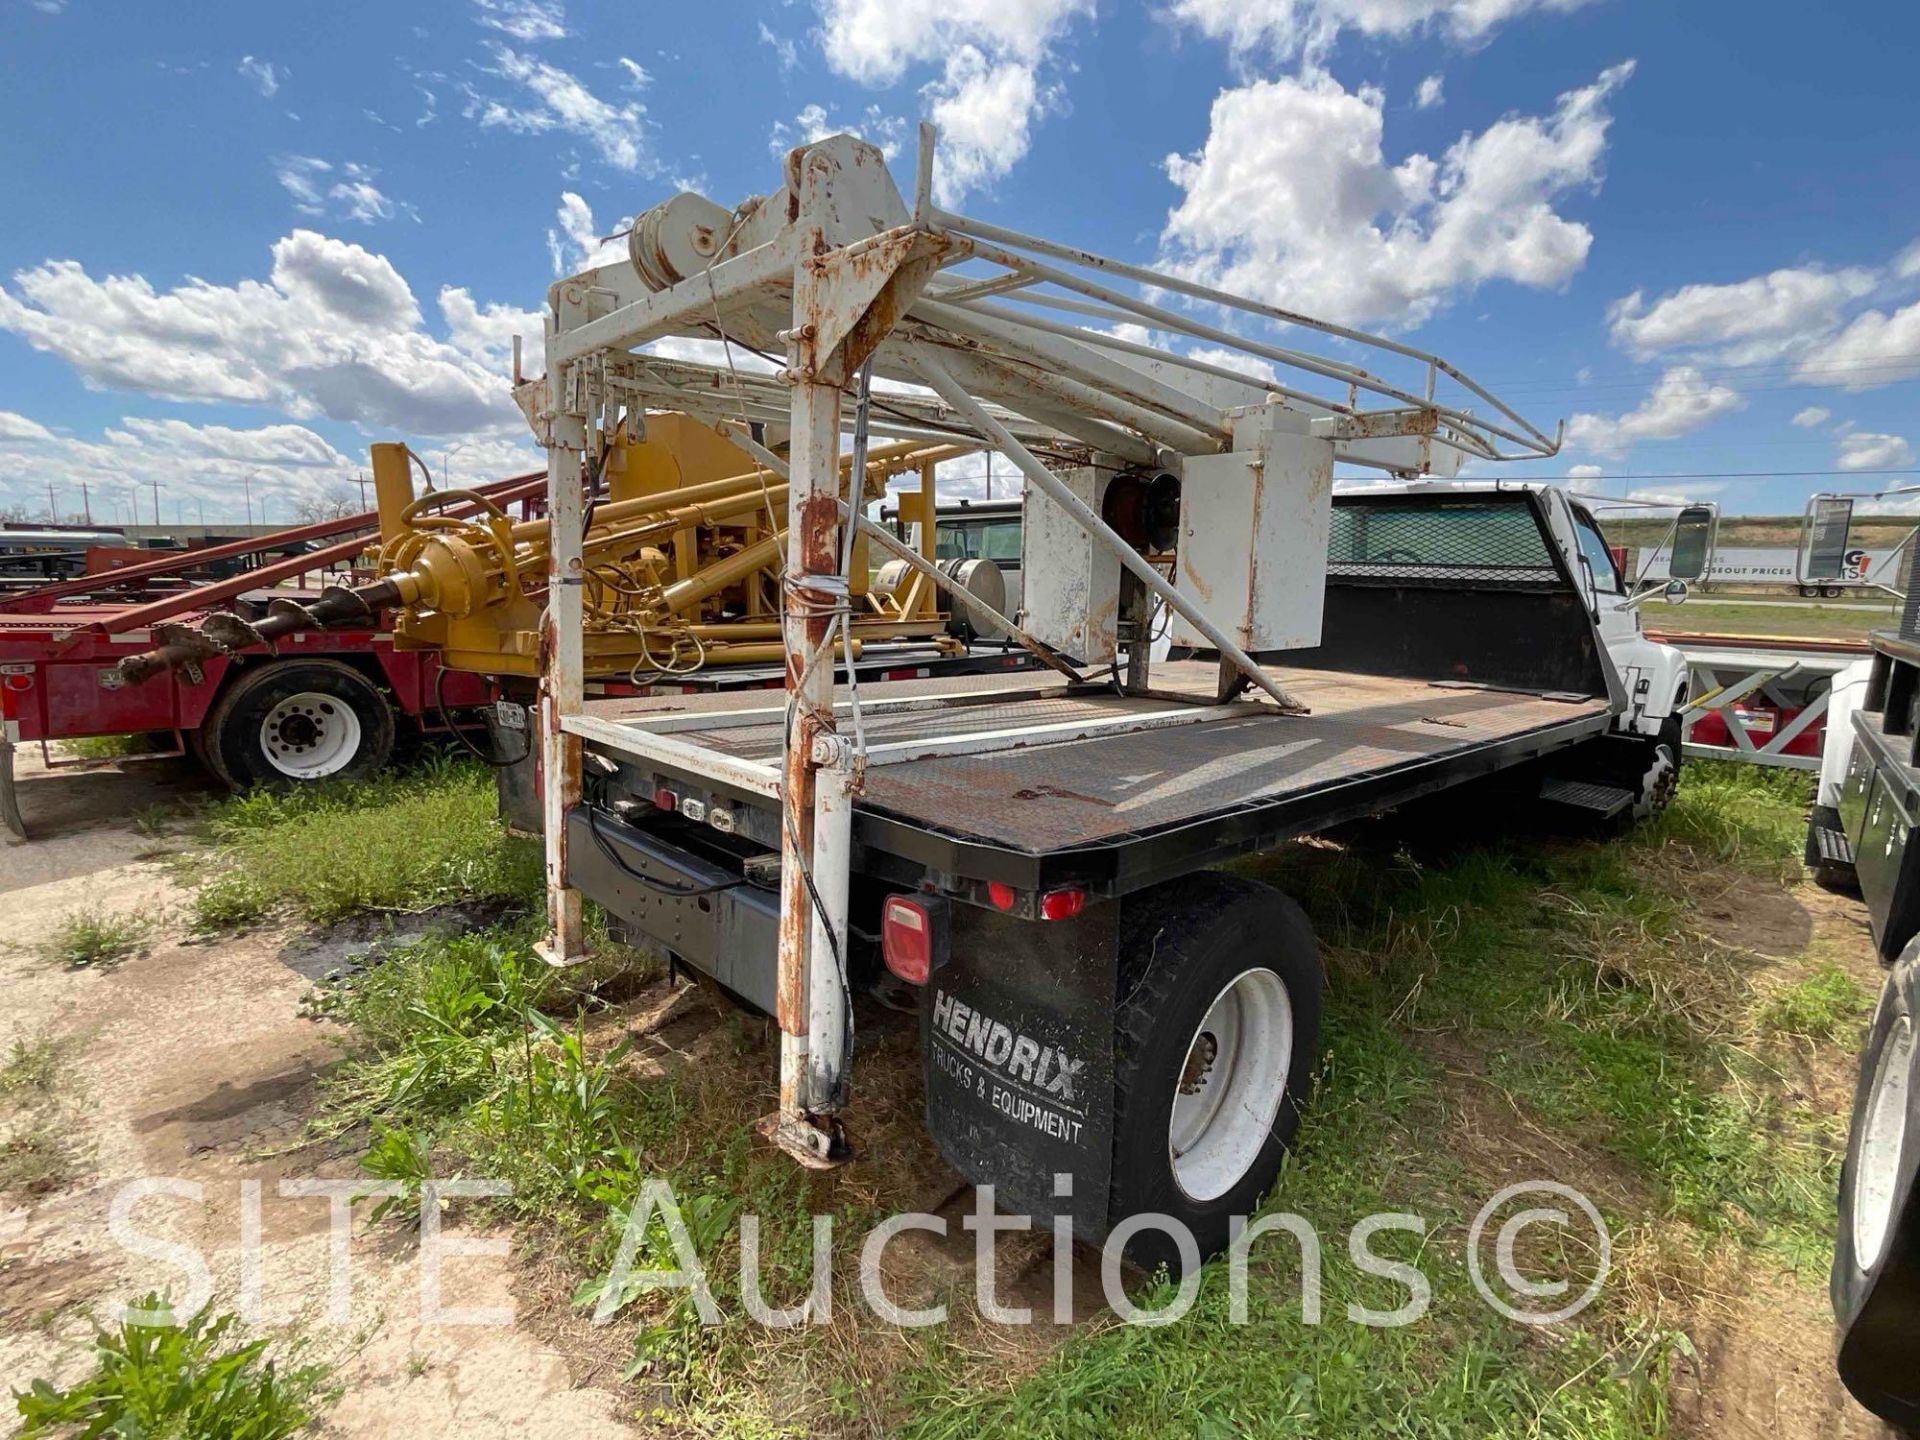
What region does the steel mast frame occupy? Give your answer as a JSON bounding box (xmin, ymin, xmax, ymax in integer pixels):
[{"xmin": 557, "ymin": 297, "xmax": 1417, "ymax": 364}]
[{"xmin": 530, "ymin": 124, "xmax": 1563, "ymax": 1163}]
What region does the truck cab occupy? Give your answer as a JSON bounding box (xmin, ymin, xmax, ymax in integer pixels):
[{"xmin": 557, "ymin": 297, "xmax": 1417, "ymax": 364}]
[{"xmin": 1334, "ymin": 477, "xmax": 1697, "ymax": 745}]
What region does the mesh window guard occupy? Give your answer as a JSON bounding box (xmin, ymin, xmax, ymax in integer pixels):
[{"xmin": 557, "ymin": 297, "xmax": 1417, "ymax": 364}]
[{"xmin": 1326, "ymin": 496, "xmax": 1561, "ymax": 588}]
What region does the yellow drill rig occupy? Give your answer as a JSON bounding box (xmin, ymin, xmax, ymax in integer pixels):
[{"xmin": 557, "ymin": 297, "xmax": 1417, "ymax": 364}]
[{"xmin": 121, "ymin": 412, "xmax": 982, "ymax": 685}]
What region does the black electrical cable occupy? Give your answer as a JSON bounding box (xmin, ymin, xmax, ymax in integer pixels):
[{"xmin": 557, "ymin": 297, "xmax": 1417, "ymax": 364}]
[
  {"xmin": 587, "ymin": 809, "xmax": 748, "ymax": 898},
  {"xmin": 434, "ymin": 666, "xmax": 529, "ymax": 768}
]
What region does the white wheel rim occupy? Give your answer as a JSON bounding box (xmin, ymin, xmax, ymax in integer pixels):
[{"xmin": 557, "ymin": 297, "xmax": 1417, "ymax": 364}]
[
  {"xmin": 1854, "ymin": 1013, "xmax": 1913, "ymax": 1273},
  {"xmin": 1169, "ymin": 967, "xmax": 1293, "ymax": 1203},
  {"xmin": 258, "ymin": 691, "xmax": 362, "ymax": 780}
]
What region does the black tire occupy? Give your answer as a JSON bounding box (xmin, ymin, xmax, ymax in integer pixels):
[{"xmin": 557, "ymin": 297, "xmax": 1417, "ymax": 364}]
[
  {"xmin": 1813, "ymin": 859, "xmax": 1863, "ymax": 896},
  {"xmin": 1109, "ymin": 873, "xmax": 1323, "ymax": 1275},
  {"xmin": 201, "ymin": 658, "xmax": 396, "ymax": 788},
  {"xmin": 1627, "ymin": 716, "xmax": 1683, "ymax": 823},
  {"xmin": 1833, "ymin": 945, "xmax": 1920, "ymax": 1430},
  {"xmin": 185, "ymin": 717, "xmax": 231, "ymax": 787}
]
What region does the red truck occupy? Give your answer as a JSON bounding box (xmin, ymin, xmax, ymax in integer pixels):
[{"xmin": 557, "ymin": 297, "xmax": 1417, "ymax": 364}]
[{"xmin": 0, "ymin": 474, "xmax": 543, "ymax": 839}]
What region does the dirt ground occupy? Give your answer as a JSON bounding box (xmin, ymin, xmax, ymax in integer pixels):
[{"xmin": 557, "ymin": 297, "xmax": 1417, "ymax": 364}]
[
  {"xmin": 0, "ymin": 750, "xmax": 644, "ymax": 1438},
  {"xmin": 0, "ymin": 747, "xmax": 1898, "ymax": 1438}
]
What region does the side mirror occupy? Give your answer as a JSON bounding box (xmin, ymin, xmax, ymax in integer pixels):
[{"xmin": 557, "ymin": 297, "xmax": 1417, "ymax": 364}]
[
  {"xmin": 1669, "ymin": 506, "xmax": 1714, "ymax": 582},
  {"xmin": 1662, "ymin": 579, "xmax": 1688, "ymax": 606}
]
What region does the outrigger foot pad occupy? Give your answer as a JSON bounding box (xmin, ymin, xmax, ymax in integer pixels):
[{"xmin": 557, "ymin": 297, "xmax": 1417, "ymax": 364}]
[{"xmin": 757, "ymin": 1111, "xmax": 853, "ymax": 1170}]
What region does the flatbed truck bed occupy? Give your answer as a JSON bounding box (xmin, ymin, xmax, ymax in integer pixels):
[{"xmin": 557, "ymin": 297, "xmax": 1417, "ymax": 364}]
[{"xmin": 571, "ymin": 661, "xmax": 1612, "ymax": 895}]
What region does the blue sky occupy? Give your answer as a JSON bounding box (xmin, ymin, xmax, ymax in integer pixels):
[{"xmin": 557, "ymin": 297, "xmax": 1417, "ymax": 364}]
[{"xmin": 2, "ymin": 0, "xmax": 1917, "ymax": 526}]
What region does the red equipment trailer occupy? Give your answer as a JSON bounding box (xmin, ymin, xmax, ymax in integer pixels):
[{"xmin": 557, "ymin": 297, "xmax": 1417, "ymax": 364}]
[{"xmin": 0, "ymin": 472, "xmax": 544, "ymax": 839}]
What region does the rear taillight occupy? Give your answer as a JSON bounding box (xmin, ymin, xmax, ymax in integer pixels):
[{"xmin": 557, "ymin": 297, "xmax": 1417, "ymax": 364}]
[
  {"xmin": 987, "ymin": 882, "xmax": 1017, "ymax": 911},
  {"xmin": 1040, "ymin": 887, "xmax": 1087, "ymax": 921},
  {"xmin": 882, "ymin": 895, "xmax": 934, "ymax": 985},
  {"xmin": 653, "ymin": 786, "xmax": 677, "ymax": 811}
]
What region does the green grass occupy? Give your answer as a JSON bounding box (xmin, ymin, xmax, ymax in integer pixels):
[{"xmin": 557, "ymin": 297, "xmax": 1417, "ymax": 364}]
[
  {"xmin": 286, "ymin": 757, "xmax": 1845, "ymax": 1436},
  {"xmin": 35, "ymin": 908, "xmax": 154, "ymax": 969},
  {"xmin": 13, "ymin": 1297, "xmax": 336, "ymax": 1439},
  {"xmin": 0, "ymin": 1035, "xmax": 63, "ymax": 1098},
  {"xmin": 885, "ymin": 762, "xmax": 1836, "ymax": 1436},
  {"xmin": 1755, "ymin": 962, "xmax": 1875, "ymax": 1044},
  {"xmin": 1653, "ymin": 597, "xmax": 1897, "ymax": 642},
  {"xmin": 58, "ymin": 732, "xmax": 154, "ymax": 761},
  {"xmin": 189, "ymin": 754, "xmax": 542, "ymax": 930}
]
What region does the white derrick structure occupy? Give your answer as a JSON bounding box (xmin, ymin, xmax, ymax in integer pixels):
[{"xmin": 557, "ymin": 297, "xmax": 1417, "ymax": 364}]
[{"xmin": 520, "ymin": 126, "xmax": 1562, "ymax": 1162}]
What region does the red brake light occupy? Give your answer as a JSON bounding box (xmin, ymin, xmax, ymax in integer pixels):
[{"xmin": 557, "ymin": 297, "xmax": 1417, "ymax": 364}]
[
  {"xmin": 653, "ymin": 786, "xmax": 677, "ymax": 811},
  {"xmin": 882, "ymin": 896, "xmax": 932, "ymax": 985},
  {"xmin": 1040, "ymin": 887, "xmax": 1086, "ymax": 921},
  {"xmin": 987, "ymin": 882, "xmax": 1017, "ymax": 912}
]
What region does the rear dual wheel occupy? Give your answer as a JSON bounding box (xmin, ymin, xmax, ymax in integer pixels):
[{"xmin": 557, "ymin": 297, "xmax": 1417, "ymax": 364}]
[{"xmin": 1110, "ymin": 874, "xmax": 1324, "ymax": 1273}]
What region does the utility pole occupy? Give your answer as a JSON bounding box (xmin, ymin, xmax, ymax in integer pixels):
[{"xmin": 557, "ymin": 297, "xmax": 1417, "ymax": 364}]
[
  {"xmin": 147, "ymin": 478, "xmax": 162, "ymax": 528},
  {"xmin": 45, "ymin": 480, "xmax": 56, "ymax": 523},
  {"xmin": 984, "ymin": 453, "xmax": 992, "ymax": 500},
  {"xmin": 80, "ymin": 480, "xmax": 91, "ymax": 525},
  {"xmin": 442, "ymin": 442, "xmax": 467, "ymax": 490},
  {"xmin": 357, "ymin": 469, "xmax": 368, "ymax": 511},
  {"xmin": 242, "ymin": 472, "xmax": 255, "ymax": 529}
]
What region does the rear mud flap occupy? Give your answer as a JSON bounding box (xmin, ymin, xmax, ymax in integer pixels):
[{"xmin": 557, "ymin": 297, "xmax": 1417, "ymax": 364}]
[
  {"xmin": 922, "ymin": 900, "xmax": 1116, "ymax": 1242},
  {"xmin": 1, "ymin": 730, "xmax": 25, "ymax": 842}
]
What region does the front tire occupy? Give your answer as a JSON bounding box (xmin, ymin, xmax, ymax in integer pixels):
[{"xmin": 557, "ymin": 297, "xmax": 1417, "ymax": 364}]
[
  {"xmin": 1109, "ymin": 873, "xmax": 1323, "ymax": 1274},
  {"xmin": 1833, "ymin": 945, "xmax": 1920, "ymax": 1429},
  {"xmin": 201, "ymin": 658, "xmax": 395, "ymax": 788},
  {"xmin": 1628, "ymin": 716, "xmax": 1683, "ymax": 822}
]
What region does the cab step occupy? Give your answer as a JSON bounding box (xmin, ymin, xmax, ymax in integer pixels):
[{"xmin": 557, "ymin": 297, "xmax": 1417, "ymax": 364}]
[{"xmin": 1538, "ymin": 777, "xmax": 1637, "ymax": 819}]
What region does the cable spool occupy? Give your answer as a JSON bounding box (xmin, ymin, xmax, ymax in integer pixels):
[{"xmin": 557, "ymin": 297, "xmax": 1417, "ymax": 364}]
[
  {"xmin": 1103, "ymin": 470, "xmax": 1183, "ymax": 554},
  {"xmin": 630, "ymin": 192, "xmax": 734, "ymax": 290}
]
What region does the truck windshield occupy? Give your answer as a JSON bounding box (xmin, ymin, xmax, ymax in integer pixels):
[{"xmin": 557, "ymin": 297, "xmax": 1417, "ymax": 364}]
[
  {"xmin": 936, "ymin": 517, "xmax": 1022, "ymax": 564},
  {"xmin": 1326, "ymin": 497, "xmax": 1559, "ymax": 586}
]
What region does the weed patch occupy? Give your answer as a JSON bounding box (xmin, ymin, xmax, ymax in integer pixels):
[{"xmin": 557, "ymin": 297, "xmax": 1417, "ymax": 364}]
[
  {"xmin": 190, "ymin": 755, "xmax": 542, "ymax": 930},
  {"xmin": 13, "ymin": 1297, "xmax": 337, "ymax": 1439},
  {"xmin": 35, "ymin": 908, "xmax": 154, "ymax": 969},
  {"xmin": 1755, "ymin": 961, "xmax": 1874, "ymax": 1044},
  {"xmin": 0, "ymin": 1031, "xmax": 79, "ymax": 1199}
]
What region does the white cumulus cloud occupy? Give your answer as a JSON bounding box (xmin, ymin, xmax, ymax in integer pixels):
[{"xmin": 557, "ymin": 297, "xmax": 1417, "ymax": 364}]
[
  {"xmin": 1566, "ymin": 365, "xmax": 1745, "ymax": 458},
  {"xmin": 1791, "ymin": 405, "xmax": 1831, "ymax": 428},
  {"xmin": 1159, "ymin": 62, "xmax": 1634, "ymax": 330},
  {"xmin": 811, "ymin": 0, "xmax": 1094, "ymax": 202},
  {"xmin": 1607, "ymin": 265, "xmax": 1875, "ymax": 365},
  {"xmin": 1837, "ymin": 431, "xmax": 1915, "ymax": 472},
  {"xmin": 1798, "ymin": 298, "xmax": 1920, "ymax": 391},
  {"xmin": 1167, "ymin": 0, "xmax": 1597, "ymax": 67},
  {"xmin": 0, "ymin": 232, "xmax": 529, "ymax": 437},
  {"xmin": 547, "ymin": 191, "xmax": 631, "ymax": 275},
  {"xmin": 1414, "ymin": 73, "xmax": 1444, "ymax": 109},
  {"xmin": 923, "ymin": 49, "xmax": 1048, "ymax": 205}
]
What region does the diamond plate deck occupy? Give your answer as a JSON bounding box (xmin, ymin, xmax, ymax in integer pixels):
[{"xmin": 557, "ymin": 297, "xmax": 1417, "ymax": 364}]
[{"xmin": 581, "ymin": 661, "xmax": 1611, "ymax": 855}]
